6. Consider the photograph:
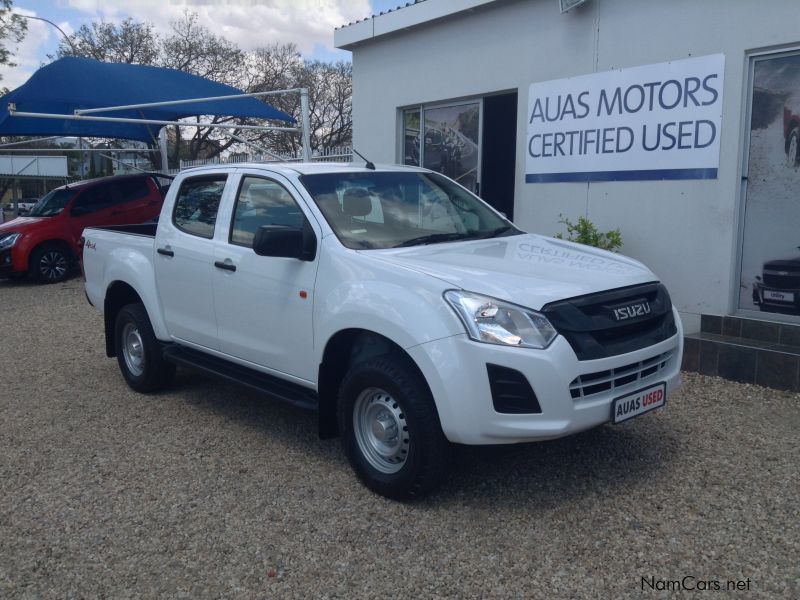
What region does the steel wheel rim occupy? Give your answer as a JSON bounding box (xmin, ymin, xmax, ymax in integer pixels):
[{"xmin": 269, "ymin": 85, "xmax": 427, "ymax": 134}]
[
  {"xmin": 353, "ymin": 387, "xmax": 410, "ymax": 474},
  {"xmin": 789, "ymin": 134, "xmax": 798, "ymax": 166},
  {"xmin": 122, "ymin": 322, "xmax": 145, "ymax": 377},
  {"xmin": 40, "ymin": 251, "xmax": 67, "ymax": 280}
]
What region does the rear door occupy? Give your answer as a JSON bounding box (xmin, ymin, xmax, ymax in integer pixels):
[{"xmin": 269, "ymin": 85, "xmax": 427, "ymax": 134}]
[
  {"xmin": 68, "ymin": 183, "xmax": 123, "ymax": 242},
  {"xmin": 154, "ymin": 174, "xmax": 230, "ymax": 350},
  {"xmin": 115, "ymin": 177, "xmax": 162, "ymax": 224},
  {"xmin": 212, "ymin": 172, "xmax": 320, "ymax": 381}
]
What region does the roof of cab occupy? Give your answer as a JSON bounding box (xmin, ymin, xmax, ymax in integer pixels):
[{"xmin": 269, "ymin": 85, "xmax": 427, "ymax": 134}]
[{"xmin": 179, "ymin": 161, "xmax": 428, "ymax": 177}]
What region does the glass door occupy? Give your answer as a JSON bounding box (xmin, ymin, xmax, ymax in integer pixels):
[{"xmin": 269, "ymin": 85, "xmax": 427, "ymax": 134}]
[
  {"xmin": 403, "ymin": 101, "xmax": 482, "ymax": 194},
  {"xmin": 738, "ymin": 50, "xmax": 800, "ymax": 320}
]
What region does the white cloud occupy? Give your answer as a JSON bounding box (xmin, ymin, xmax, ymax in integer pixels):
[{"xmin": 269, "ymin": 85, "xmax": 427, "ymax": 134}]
[
  {"xmin": 0, "ymin": 8, "xmax": 54, "ymax": 89},
  {"xmin": 65, "ymin": 0, "xmax": 372, "ymax": 54}
]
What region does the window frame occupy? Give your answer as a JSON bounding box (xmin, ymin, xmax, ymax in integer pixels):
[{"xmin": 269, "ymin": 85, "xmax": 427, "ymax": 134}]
[
  {"xmin": 228, "ymin": 174, "xmax": 307, "ymax": 249},
  {"xmin": 171, "ymin": 174, "xmax": 229, "ymax": 240}
]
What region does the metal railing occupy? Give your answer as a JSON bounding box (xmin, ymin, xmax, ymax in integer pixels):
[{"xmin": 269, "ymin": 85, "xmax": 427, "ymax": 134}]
[{"xmin": 178, "ymin": 146, "xmax": 353, "ymax": 171}]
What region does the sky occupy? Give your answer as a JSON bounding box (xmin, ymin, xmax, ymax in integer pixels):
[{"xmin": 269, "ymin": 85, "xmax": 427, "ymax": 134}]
[{"xmin": 0, "ymin": 0, "xmax": 404, "ymax": 89}]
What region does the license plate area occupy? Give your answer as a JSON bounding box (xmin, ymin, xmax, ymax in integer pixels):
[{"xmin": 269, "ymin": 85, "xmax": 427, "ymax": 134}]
[
  {"xmin": 612, "ymin": 382, "xmax": 666, "ymax": 424},
  {"xmin": 764, "ymin": 289, "xmax": 795, "ymax": 303}
]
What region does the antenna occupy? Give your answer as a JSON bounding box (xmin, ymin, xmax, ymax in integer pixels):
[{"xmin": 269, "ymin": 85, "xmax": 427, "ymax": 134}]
[{"xmin": 352, "ymin": 148, "xmax": 375, "ymax": 170}]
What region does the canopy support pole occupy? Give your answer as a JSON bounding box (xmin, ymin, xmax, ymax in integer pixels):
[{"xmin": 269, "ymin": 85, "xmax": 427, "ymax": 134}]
[
  {"xmin": 158, "ymin": 128, "xmax": 169, "ymax": 173},
  {"xmin": 300, "ymin": 89, "xmax": 311, "ymax": 162},
  {"xmin": 7, "ymin": 110, "xmax": 300, "ymax": 133}
]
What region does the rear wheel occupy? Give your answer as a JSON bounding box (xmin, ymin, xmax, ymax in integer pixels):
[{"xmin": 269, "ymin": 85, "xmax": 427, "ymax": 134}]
[
  {"xmin": 338, "ymin": 355, "xmax": 449, "ymax": 500},
  {"xmin": 29, "ymin": 244, "xmax": 71, "ymax": 284},
  {"xmin": 114, "ymin": 303, "xmax": 175, "ymax": 393}
]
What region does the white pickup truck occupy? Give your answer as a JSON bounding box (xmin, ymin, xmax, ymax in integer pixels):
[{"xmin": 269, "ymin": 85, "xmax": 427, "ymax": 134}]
[{"xmin": 83, "ymin": 162, "xmax": 683, "ymax": 499}]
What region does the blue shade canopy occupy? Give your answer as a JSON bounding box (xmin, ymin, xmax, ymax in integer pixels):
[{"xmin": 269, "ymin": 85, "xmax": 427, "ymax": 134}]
[{"xmin": 0, "ymin": 57, "xmax": 295, "ymax": 143}]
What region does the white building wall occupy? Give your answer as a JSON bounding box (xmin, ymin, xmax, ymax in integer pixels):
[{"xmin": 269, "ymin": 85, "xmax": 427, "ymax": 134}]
[{"xmin": 342, "ymin": 0, "xmax": 800, "ymax": 332}]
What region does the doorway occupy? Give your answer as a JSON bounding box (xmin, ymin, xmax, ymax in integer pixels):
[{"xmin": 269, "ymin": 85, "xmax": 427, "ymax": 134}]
[{"xmin": 480, "ymin": 92, "xmax": 517, "ymax": 220}]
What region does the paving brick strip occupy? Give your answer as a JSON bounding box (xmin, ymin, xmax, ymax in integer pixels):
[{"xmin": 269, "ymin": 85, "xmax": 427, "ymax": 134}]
[{"xmin": 0, "ymin": 277, "xmax": 797, "ymax": 598}]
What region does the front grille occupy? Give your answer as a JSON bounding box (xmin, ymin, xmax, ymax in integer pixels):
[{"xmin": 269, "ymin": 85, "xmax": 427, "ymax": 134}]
[
  {"xmin": 542, "ymin": 283, "xmax": 677, "ymax": 361},
  {"xmin": 486, "ymin": 364, "xmax": 542, "ymax": 414},
  {"xmin": 569, "ymin": 350, "xmax": 674, "ymax": 400},
  {"xmin": 763, "ymin": 273, "xmax": 800, "ymax": 289}
]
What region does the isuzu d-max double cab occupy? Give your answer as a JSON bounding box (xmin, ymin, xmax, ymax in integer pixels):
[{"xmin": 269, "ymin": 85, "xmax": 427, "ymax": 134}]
[{"xmin": 83, "ymin": 163, "xmax": 683, "ymax": 500}]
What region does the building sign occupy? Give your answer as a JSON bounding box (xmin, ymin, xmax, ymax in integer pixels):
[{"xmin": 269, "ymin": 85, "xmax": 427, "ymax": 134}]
[
  {"xmin": 739, "ymin": 51, "xmax": 800, "ymax": 317},
  {"xmin": 525, "ymin": 54, "xmax": 725, "ymax": 183}
]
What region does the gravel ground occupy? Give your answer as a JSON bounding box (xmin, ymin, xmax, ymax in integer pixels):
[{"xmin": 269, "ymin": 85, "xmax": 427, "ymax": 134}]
[{"xmin": 0, "ymin": 276, "xmax": 798, "ymax": 599}]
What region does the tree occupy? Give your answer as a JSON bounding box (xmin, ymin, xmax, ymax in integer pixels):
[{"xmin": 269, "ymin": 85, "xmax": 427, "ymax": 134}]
[
  {"xmin": 160, "ymin": 11, "xmax": 247, "ymax": 165},
  {"xmin": 55, "ymin": 18, "xmax": 159, "ymax": 64},
  {"xmin": 241, "ymin": 46, "xmax": 352, "ymax": 157},
  {"xmin": 0, "ymin": 0, "xmax": 27, "ymax": 83}
]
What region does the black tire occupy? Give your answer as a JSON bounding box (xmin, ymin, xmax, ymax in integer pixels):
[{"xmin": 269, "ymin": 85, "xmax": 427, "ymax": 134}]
[
  {"xmin": 114, "ymin": 303, "xmax": 175, "ymax": 393},
  {"xmin": 28, "ymin": 243, "xmax": 71, "ymax": 284},
  {"xmin": 786, "ymin": 127, "xmax": 799, "ymax": 166},
  {"xmin": 338, "ymin": 354, "xmax": 450, "ymax": 500}
]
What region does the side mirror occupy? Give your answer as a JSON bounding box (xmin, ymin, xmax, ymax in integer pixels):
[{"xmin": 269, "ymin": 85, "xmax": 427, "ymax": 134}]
[
  {"xmin": 71, "ymin": 205, "xmax": 90, "ymax": 216},
  {"xmin": 253, "ymin": 222, "xmax": 317, "ymax": 261}
]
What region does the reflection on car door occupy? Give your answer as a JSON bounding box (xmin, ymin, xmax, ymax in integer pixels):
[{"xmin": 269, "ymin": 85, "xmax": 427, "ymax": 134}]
[
  {"xmin": 212, "ymin": 174, "xmax": 319, "ymax": 382},
  {"xmin": 154, "ymin": 175, "xmax": 228, "ymax": 350}
]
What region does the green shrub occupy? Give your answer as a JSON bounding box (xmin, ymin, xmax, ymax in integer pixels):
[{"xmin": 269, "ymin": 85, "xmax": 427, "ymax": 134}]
[{"xmin": 554, "ymin": 214, "xmax": 623, "ymax": 252}]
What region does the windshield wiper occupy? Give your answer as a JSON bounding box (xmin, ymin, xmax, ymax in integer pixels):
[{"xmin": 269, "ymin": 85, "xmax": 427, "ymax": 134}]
[
  {"xmin": 394, "ymin": 226, "xmax": 518, "ymax": 248},
  {"xmin": 474, "ymin": 225, "xmax": 518, "ymax": 239},
  {"xmin": 393, "ymin": 232, "xmax": 472, "ymax": 248}
]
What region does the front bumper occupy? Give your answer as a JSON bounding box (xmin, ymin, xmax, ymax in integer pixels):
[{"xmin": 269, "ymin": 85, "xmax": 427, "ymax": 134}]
[
  {"xmin": 408, "ymin": 307, "xmax": 683, "ymax": 445},
  {"xmin": 0, "ymin": 250, "xmax": 19, "ymax": 277}
]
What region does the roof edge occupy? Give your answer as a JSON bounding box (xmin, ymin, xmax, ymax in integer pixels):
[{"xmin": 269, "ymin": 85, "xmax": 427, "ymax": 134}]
[{"xmin": 334, "ymin": 0, "xmax": 499, "ymax": 50}]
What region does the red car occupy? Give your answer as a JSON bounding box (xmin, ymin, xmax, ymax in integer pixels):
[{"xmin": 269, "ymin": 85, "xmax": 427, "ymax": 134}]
[{"xmin": 0, "ymin": 174, "xmax": 166, "ymax": 283}]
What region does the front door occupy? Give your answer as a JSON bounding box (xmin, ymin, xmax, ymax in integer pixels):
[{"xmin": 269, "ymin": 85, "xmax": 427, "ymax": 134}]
[
  {"xmin": 154, "ymin": 174, "xmax": 229, "ymax": 350},
  {"xmin": 212, "ymin": 174, "xmax": 319, "ymax": 382}
]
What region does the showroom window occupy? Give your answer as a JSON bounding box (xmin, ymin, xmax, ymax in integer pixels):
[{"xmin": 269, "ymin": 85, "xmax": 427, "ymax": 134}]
[
  {"xmin": 402, "ymin": 102, "xmax": 481, "ymax": 194},
  {"xmin": 738, "ymin": 49, "xmax": 800, "ymax": 320}
]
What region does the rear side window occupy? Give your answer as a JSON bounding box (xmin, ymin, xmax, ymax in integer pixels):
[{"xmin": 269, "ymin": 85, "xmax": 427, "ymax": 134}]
[
  {"xmin": 72, "ymin": 185, "xmax": 117, "ymax": 213},
  {"xmin": 116, "ymin": 178, "xmax": 151, "ymax": 203},
  {"xmin": 230, "ymin": 176, "xmax": 305, "ymax": 248},
  {"xmin": 173, "ymin": 176, "xmax": 227, "ymax": 239}
]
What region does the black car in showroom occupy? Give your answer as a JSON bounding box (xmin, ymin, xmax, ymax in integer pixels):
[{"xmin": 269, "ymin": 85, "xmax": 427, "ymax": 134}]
[{"xmin": 754, "ymin": 250, "xmax": 800, "ymax": 315}]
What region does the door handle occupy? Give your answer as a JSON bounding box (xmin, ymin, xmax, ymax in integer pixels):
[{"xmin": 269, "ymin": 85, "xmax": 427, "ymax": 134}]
[
  {"xmin": 110, "ymin": 210, "xmax": 124, "ymax": 216},
  {"xmin": 214, "ymin": 260, "xmax": 236, "ymax": 272},
  {"xmin": 157, "ymin": 247, "xmax": 174, "ymax": 257}
]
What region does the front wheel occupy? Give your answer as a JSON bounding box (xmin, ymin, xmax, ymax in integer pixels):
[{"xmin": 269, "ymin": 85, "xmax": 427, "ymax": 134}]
[
  {"xmin": 29, "ymin": 244, "xmax": 71, "ymax": 283},
  {"xmin": 338, "ymin": 355, "xmax": 450, "ymax": 500},
  {"xmin": 114, "ymin": 303, "xmax": 175, "ymax": 393}
]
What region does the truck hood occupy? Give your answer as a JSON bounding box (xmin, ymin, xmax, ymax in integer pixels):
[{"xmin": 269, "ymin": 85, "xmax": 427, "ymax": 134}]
[
  {"xmin": 0, "ymin": 216, "xmax": 50, "ymax": 235},
  {"xmin": 364, "ymin": 233, "xmax": 657, "ymax": 310}
]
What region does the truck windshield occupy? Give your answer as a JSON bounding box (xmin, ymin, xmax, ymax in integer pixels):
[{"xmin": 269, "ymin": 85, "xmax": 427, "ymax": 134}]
[
  {"xmin": 29, "ymin": 189, "xmax": 75, "ymax": 217},
  {"xmin": 299, "ymin": 171, "xmax": 519, "ymax": 249}
]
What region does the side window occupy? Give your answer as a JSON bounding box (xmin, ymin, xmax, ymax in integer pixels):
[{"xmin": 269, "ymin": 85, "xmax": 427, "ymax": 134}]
[
  {"xmin": 173, "ymin": 176, "xmax": 227, "ymax": 239},
  {"xmin": 230, "ymin": 176, "xmax": 305, "ymax": 248},
  {"xmin": 117, "ymin": 178, "xmax": 151, "ymax": 203},
  {"xmin": 71, "ymin": 184, "xmax": 117, "ymax": 214}
]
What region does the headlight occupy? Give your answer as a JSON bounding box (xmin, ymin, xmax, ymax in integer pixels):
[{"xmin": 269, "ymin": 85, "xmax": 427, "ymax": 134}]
[
  {"xmin": 0, "ymin": 233, "xmax": 21, "ymax": 250},
  {"xmin": 444, "ymin": 290, "xmax": 557, "ymax": 349}
]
